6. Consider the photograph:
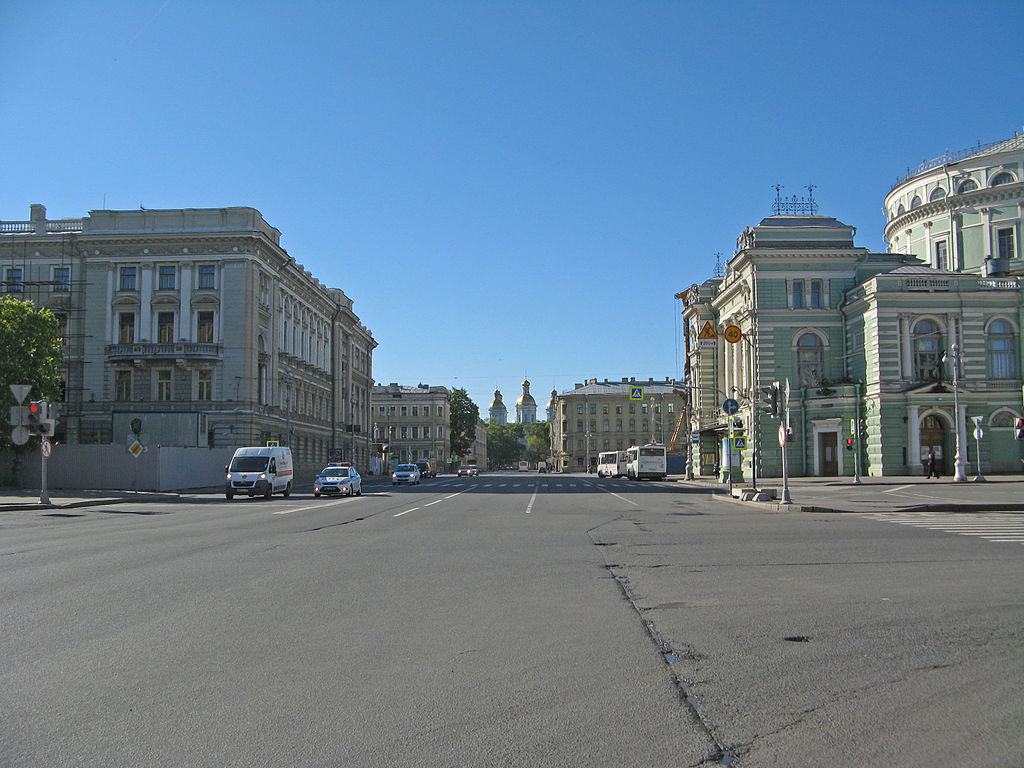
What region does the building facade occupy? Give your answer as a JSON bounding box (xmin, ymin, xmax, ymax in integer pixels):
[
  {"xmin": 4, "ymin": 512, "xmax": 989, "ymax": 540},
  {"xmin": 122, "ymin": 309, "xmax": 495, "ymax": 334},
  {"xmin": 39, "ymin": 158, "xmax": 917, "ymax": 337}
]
[
  {"xmin": 1, "ymin": 204, "xmax": 376, "ymax": 478},
  {"xmin": 680, "ymin": 131, "xmax": 1024, "ymax": 480},
  {"xmin": 370, "ymin": 383, "xmax": 450, "ymax": 471},
  {"xmin": 549, "ymin": 378, "xmax": 685, "ymax": 471}
]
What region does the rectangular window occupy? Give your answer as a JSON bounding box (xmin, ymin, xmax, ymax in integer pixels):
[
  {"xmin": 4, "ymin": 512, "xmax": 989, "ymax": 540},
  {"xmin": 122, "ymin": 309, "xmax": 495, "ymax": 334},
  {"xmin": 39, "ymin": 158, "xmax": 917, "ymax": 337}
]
[
  {"xmin": 156, "ymin": 369, "xmax": 172, "ymax": 401},
  {"xmin": 810, "ymin": 280, "xmax": 823, "ymax": 309},
  {"xmin": 577, "ymin": 404, "xmax": 584, "ymax": 415},
  {"xmin": 602, "ymin": 419, "xmax": 609, "ymax": 432},
  {"xmin": 198, "ymin": 265, "xmax": 216, "ymax": 289},
  {"xmin": 197, "ymin": 311, "xmax": 215, "ymax": 343},
  {"xmin": 576, "ymin": 419, "xmax": 583, "ymax": 432},
  {"xmin": 934, "ymin": 240, "xmax": 948, "ymax": 271},
  {"xmin": 997, "ymin": 228, "xmax": 1016, "ymax": 260},
  {"xmin": 423, "ymin": 426, "xmax": 430, "ymax": 439},
  {"xmin": 158, "ymin": 266, "xmax": 176, "ymax": 290},
  {"xmin": 119, "ymin": 312, "xmax": 135, "ymax": 344},
  {"xmin": 115, "ymin": 370, "xmax": 132, "ymax": 401},
  {"xmin": 411, "ymin": 427, "xmax": 418, "ymax": 439},
  {"xmin": 5, "ymin": 267, "xmax": 23, "ymax": 293},
  {"xmin": 119, "ymin": 267, "xmax": 137, "ymax": 291},
  {"xmin": 791, "ymin": 279, "xmax": 804, "ymax": 309},
  {"xmin": 589, "ymin": 403, "xmax": 597, "ymax": 415},
  {"xmin": 615, "ymin": 405, "xmax": 622, "ymax": 414},
  {"xmin": 157, "ymin": 312, "xmax": 175, "ymax": 343},
  {"xmin": 401, "ymin": 406, "xmax": 407, "ymax": 417},
  {"xmin": 400, "ymin": 426, "xmax": 408, "ymax": 438},
  {"xmin": 412, "ymin": 406, "xmax": 418, "ymax": 416},
  {"xmin": 53, "ymin": 266, "xmax": 71, "ymax": 292},
  {"xmin": 197, "ymin": 370, "xmax": 212, "ymax": 401},
  {"xmin": 423, "ymin": 406, "xmax": 430, "ymax": 417}
]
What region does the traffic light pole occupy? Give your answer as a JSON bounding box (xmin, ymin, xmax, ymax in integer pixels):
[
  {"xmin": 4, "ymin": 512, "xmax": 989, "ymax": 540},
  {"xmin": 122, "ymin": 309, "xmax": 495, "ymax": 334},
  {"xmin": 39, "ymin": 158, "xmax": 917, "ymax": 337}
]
[{"xmin": 40, "ymin": 443, "xmax": 50, "ymax": 505}]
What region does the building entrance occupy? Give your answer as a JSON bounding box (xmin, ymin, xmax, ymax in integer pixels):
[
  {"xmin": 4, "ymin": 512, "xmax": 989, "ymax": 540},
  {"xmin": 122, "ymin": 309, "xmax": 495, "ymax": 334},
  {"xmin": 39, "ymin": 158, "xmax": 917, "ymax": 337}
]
[
  {"xmin": 920, "ymin": 415, "xmax": 948, "ymax": 475},
  {"xmin": 820, "ymin": 432, "xmax": 838, "ymax": 476}
]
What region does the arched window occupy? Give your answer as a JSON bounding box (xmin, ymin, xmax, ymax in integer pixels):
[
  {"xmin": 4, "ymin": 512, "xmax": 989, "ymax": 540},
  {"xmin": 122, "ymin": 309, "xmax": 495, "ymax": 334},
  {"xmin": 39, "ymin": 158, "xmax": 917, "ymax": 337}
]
[
  {"xmin": 990, "ymin": 410, "xmax": 1016, "ymax": 428},
  {"xmin": 929, "ymin": 187, "xmax": 947, "ymax": 202},
  {"xmin": 957, "ymin": 178, "xmax": 978, "ymax": 194},
  {"xmin": 796, "ymin": 333, "xmax": 824, "ymax": 387},
  {"xmin": 987, "ymin": 319, "xmax": 1017, "ymax": 379},
  {"xmin": 897, "ymin": 204, "xmax": 906, "ymax": 216},
  {"xmin": 910, "ymin": 195, "xmax": 922, "ymax": 209},
  {"xmin": 912, "ymin": 319, "xmax": 943, "ymax": 381},
  {"xmin": 991, "ymin": 171, "xmax": 1015, "ymax": 187}
]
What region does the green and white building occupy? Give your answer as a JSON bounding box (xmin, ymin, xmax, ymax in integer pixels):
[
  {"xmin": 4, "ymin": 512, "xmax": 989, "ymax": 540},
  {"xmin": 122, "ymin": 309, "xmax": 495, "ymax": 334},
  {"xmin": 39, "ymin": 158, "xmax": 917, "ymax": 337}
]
[{"xmin": 681, "ymin": 130, "xmax": 1024, "ymax": 479}]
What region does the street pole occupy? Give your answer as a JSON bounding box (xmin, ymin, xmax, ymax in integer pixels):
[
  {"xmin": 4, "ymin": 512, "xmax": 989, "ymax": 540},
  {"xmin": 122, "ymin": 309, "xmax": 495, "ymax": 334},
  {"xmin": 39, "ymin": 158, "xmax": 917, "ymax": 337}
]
[
  {"xmin": 972, "ymin": 416, "xmax": 986, "ymax": 482},
  {"xmin": 853, "ymin": 382, "xmax": 862, "ymax": 485},
  {"xmin": 944, "ymin": 344, "xmax": 967, "ymax": 482}
]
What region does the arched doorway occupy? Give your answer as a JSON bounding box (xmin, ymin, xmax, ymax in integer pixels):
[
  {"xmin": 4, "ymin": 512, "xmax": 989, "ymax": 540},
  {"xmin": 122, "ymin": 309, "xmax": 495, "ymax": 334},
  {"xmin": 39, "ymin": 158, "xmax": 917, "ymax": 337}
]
[{"xmin": 919, "ymin": 414, "xmax": 948, "ymax": 475}]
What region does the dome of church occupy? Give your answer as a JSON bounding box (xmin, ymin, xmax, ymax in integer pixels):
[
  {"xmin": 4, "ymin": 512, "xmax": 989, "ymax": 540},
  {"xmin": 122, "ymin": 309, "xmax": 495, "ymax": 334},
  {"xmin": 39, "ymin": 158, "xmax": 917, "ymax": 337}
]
[
  {"xmin": 516, "ymin": 379, "xmax": 536, "ymax": 406},
  {"xmin": 490, "ymin": 389, "xmax": 506, "ymax": 409}
]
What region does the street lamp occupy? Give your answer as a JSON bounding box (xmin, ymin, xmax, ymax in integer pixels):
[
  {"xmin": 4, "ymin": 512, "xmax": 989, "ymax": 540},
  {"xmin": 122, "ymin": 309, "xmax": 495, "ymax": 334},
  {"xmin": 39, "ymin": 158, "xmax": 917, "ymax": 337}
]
[{"xmin": 942, "ymin": 343, "xmax": 967, "ymax": 482}]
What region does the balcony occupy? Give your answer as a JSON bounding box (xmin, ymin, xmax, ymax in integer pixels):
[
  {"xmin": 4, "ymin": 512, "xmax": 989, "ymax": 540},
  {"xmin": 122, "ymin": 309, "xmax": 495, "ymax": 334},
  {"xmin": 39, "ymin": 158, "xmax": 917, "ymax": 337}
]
[{"xmin": 106, "ymin": 342, "xmax": 221, "ymax": 360}]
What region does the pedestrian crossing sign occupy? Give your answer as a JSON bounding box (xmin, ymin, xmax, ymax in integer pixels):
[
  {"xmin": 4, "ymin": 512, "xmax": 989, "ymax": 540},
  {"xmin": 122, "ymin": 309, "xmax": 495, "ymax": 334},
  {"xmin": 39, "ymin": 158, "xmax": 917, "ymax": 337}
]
[
  {"xmin": 733, "ymin": 436, "xmax": 747, "ymax": 450},
  {"xmin": 630, "ymin": 386, "xmax": 644, "ymax": 400}
]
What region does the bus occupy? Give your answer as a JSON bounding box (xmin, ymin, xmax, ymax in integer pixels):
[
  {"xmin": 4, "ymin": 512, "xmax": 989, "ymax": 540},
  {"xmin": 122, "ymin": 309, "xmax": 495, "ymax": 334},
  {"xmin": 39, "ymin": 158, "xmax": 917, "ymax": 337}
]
[
  {"xmin": 596, "ymin": 450, "xmax": 628, "ymax": 478},
  {"xmin": 626, "ymin": 444, "xmax": 667, "ymax": 480},
  {"xmin": 518, "ymin": 460, "xmax": 530, "ymax": 472}
]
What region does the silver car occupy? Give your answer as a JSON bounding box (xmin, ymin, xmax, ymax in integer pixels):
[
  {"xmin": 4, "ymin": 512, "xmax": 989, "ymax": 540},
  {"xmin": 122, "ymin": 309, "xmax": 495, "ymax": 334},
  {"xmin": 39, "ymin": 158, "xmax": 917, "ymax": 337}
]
[
  {"xmin": 314, "ymin": 464, "xmax": 362, "ymax": 497},
  {"xmin": 391, "ymin": 463, "xmax": 421, "ymax": 485}
]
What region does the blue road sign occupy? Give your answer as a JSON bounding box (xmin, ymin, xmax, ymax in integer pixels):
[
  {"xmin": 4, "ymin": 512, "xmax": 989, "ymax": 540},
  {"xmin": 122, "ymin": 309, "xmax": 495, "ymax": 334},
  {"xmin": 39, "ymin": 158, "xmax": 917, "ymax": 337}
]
[
  {"xmin": 733, "ymin": 436, "xmax": 747, "ymax": 450},
  {"xmin": 690, "ymin": 432, "xmax": 700, "ymax": 445},
  {"xmin": 722, "ymin": 398, "xmax": 739, "ymax": 415}
]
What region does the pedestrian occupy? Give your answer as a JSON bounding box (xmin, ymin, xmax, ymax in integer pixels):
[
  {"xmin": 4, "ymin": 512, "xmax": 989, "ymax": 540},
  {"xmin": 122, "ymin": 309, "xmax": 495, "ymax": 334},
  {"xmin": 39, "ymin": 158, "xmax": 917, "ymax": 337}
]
[{"xmin": 926, "ymin": 449, "xmax": 940, "ymax": 479}]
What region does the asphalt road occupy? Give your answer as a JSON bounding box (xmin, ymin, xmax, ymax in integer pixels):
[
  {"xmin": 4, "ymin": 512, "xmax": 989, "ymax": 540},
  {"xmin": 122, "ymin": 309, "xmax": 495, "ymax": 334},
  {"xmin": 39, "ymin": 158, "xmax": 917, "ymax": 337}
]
[{"xmin": 2, "ymin": 473, "xmax": 1022, "ymax": 767}]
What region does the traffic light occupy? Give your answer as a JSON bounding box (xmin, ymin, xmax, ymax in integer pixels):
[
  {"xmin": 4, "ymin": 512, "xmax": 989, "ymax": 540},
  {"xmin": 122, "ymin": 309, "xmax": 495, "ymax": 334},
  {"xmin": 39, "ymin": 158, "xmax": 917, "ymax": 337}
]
[
  {"xmin": 858, "ymin": 418, "xmax": 866, "ymax": 438},
  {"xmin": 26, "ymin": 400, "xmax": 45, "ymax": 434},
  {"xmin": 1016, "ymin": 418, "xmax": 1024, "ymax": 440},
  {"xmin": 759, "ymin": 384, "xmax": 779, "ymax": 419},
  {"xmin": 845, "ymin": 437, "xmax": 854, "ymax": 451}
]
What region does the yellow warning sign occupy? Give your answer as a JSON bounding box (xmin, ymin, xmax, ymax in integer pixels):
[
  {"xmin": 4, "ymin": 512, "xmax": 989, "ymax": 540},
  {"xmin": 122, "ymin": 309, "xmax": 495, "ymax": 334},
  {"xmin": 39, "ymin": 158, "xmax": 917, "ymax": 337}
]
[{"xmin": 697, "ymin": 321, "xmax": 718, "ymax": 340}]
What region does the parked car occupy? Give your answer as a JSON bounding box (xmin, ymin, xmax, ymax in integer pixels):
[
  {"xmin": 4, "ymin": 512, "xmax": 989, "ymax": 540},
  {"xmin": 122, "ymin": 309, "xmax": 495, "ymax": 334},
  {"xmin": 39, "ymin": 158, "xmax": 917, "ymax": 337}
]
[
  {"xmin": 314, "ymin": 463, "xmax": 362, "ymax": 497},
  {"xmin": 392, "ymin": 464, "xmax": 421, "ymax": 485},
  {"xmin": 457, "ymin": 465, "xmax": 480, "ymax": 477},
  {"xmin": 415, "ymin": 460, "xmax": 436, "ymax": 478}
]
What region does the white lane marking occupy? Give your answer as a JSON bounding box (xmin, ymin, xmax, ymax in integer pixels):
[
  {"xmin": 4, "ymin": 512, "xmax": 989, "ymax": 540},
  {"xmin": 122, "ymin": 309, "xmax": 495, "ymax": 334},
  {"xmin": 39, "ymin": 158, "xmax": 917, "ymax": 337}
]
[
  {"xmin": 595, "ymin": 484, "xmax": 638, "ymax": 506},
  {"xmin": 882, "ymin": 485, "xmax": 914, "ymax": 494},
  {"xmin": 273, "ymin": 497, "xmax": 358, "ymax": 515},
  {"xmin": 425, "ymin": 500, "xmax": 442, "ymax": 507},
  {"xmin": 525, "ymin": 485, "xmax": 539, "ymax": 514},
  {"xmin": 394, "ymin": 507, "xmax": 419, "ymax": 518}
]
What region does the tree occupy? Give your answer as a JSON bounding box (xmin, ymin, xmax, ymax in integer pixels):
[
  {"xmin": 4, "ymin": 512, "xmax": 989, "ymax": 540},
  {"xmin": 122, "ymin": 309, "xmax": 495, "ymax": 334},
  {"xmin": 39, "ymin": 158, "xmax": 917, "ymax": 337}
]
[
  {"xmin": 486, "ymin": 422, "xmax": 523, "ymax": 468},
  {"xmin": 448, "ymin": 388, "xmax": 480, "ymax": 461},
  {"xmin": 1, "ymin": 297, "xmax": 63, "ymax": 451},
  {"xmin": 523, "ymin": 421, "xmax": 550, "ymax": 464}
]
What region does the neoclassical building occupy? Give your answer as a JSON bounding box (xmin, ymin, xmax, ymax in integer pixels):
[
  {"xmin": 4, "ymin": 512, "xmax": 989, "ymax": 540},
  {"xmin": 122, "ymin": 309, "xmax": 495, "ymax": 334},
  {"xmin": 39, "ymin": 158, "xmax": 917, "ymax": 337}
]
[
  {"xmin": 681, "ymin": 130, "xmax": 1024, "ymax": 479},
  {"xmin": 1, "ymin": 204, "xmax": 377, "ymax": 477},
  {"xmin": 370, "ymin": 383, "xmax": 450, "ymax": 470},
  {"xmin": 549, "ymin": 378, "xmax": 685, "ymax": 471}
]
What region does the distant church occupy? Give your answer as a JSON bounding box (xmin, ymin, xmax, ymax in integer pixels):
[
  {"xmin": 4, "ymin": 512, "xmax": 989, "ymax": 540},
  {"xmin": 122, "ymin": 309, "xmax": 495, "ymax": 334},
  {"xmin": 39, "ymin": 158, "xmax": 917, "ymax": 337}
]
[
  {"xmin": 515, "ymin": 379, "xmax": 537, "ymax": 424},
  {"xmin": 488, "ymin": 389, "xmax": 508, "ymax": 424}
]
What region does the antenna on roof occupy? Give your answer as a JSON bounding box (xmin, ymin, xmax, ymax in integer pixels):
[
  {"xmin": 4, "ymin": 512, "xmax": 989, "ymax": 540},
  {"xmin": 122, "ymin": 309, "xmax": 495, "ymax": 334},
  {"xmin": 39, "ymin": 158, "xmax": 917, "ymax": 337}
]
[{"xmin": 714, "ymin": 252, "xmax": 723, "ymax": 277}]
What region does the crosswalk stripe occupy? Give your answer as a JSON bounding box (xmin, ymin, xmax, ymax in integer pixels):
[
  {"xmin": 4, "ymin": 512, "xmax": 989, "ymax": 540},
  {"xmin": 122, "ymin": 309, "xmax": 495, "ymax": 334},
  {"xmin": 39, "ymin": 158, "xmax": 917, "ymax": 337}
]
[{"xmin": 869, "ymin": 513, "xmax": 1024, "ymax": 545}]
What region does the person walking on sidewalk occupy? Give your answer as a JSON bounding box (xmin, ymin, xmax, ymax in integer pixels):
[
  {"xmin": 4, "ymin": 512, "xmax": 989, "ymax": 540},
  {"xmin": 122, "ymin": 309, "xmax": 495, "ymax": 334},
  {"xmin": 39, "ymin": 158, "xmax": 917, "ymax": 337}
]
[{"xmin": 926, "ymin": 449, "xmax": 941, "ymax": 479}]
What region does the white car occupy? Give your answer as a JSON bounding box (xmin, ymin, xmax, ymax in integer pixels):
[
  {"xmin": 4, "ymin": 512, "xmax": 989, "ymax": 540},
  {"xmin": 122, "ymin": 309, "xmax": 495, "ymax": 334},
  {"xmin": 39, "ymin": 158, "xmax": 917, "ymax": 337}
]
[
  {"xmin": 392, "ymin": 464, "xmax": 421, "ymax": 485},
  {"xmin": 314, "ymin": 464, "xmax": 362, "ymax": 497}
]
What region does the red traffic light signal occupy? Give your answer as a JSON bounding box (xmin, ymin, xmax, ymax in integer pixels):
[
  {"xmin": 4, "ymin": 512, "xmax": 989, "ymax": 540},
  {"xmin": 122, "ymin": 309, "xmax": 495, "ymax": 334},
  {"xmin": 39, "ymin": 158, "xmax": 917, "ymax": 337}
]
[
  {"xmin": 1016, "ymin": 418, "xmax": 1024, "ymax": 440},
  {"xmin": 845, "ymin": 437, "xmax": 854, "ymax": 451}
]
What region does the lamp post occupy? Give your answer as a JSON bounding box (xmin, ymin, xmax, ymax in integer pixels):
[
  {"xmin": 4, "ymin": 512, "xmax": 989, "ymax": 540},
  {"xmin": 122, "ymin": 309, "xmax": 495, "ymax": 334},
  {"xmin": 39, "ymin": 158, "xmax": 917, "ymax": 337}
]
[{"xmin": 942, "ymin": 344, "xmax": 967, "ymax": 482}]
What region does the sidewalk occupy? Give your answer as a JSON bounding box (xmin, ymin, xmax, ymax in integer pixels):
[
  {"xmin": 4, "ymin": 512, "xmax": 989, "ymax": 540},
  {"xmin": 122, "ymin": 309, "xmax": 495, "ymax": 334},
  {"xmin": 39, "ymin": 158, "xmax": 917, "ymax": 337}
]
[{"xmin": 678, "ymin": 473, "xmax": 1024, "ymax": 513}]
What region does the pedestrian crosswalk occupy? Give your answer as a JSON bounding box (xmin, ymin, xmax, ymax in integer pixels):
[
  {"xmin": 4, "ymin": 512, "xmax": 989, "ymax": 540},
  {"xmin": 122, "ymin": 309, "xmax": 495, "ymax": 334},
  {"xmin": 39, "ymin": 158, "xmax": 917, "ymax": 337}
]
[
  {"xmin": 422, "ymin": 477, "xmax": 671, "ymax": 492},
  {"xmin": 869, "ymin": 512, "xmax": 1024, "ymax": 545}
]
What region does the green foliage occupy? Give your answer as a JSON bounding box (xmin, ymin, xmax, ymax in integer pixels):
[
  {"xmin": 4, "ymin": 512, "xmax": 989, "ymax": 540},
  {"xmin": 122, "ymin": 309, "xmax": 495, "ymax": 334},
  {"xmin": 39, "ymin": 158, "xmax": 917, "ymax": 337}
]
[
  {"xmin": 1, "ymin": 298, "xmax": 63, "ymax": 449},
  {"xmin": 523, "ymin": 421, "xmax": 550, "ymax": 463},
  {"xmin": 447, "ymin": 388, "xmax": 480, "ymax": 459},
  {"xmin": 486, "ymin": 422, "xmax": 523, "ymax": 467}
]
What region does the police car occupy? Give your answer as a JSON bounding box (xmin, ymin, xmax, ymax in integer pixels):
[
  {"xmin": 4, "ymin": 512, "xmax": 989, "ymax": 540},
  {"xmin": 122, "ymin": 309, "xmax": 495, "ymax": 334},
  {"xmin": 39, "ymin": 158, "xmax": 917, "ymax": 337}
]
[{"xmin": 314, "ymin": 463, "xmax": 362, "ymax": 497}]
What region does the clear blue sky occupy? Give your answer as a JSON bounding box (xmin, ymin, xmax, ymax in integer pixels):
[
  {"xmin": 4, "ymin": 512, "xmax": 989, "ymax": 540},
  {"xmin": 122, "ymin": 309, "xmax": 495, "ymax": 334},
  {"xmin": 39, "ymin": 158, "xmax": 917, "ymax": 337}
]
[{"xmin": 3, "ymin": 1, "xmax": 1023, "ymax": 416}]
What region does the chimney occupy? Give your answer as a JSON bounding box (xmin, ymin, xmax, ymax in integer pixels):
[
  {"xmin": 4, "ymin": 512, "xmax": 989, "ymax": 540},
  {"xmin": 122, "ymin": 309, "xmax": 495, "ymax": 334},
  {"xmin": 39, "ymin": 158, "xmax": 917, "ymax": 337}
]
[{"xmin": 30, "ymin": 204, "xmax": 46, "ymax": 234}]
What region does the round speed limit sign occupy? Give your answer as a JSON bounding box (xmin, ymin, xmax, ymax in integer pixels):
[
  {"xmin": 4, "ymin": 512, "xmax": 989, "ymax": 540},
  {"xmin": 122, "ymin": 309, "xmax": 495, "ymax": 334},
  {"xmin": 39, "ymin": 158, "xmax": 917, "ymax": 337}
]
[
  {"xmin": 778, "ymin": 424, "xmax": 787, "ymax": 447},
  {"xmin": 41, "ymin": 439, "xmax": 52, "ymax": 458}
]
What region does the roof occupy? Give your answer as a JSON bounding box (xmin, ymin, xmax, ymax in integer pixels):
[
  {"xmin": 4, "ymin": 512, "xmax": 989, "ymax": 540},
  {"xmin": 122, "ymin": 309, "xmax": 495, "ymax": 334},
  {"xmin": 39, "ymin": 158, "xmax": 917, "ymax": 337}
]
[
  {"xmin": 887, "ymin": 264, "xmax": 960, "ymax": 275},
  {"xmin": 559, "ymin": 379, "xmax": 682, "ymax": 397},
  {"xmin": 965, "ymin": 131, "xmax": 1024, "ymax": 161}
]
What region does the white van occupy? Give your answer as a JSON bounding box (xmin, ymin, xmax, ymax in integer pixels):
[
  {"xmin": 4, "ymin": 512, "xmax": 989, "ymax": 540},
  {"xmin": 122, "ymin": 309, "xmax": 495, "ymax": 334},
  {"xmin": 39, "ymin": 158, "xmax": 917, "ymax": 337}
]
[{"xmin": 225, "ymin": 446, "xmax": 293, "ymax": 499}]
